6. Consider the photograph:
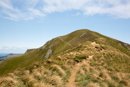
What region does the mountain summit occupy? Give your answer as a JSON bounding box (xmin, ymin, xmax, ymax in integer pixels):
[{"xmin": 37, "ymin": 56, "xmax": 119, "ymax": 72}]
[
  {"xmin": 0, "ymin": 29, "xmax": 130, "ymax": 87},
  {"xmin": 25, "ymin": 29, "xmax": 103, "ymax": 58},
  {"xmin": 26, "ymin": 29, "xmax": 130, "ymax": 59}
]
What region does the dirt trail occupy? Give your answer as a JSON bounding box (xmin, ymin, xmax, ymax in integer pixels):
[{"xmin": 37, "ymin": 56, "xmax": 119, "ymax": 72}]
[
  {"xmin": 66, "ymin": 63, "xmax": 81, "ymax": 87},
  {"xmin": 66, "ymin": 55, "xmax": 93, "ymax": 87}
]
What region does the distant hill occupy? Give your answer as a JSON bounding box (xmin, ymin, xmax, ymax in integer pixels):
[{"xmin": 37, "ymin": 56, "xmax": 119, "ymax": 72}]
[
  {"xmin": 0, "ymin": 53, "xmax": 22, "ymax": 61},
  {"xmin": 0, "ymin": 29, "xmax": 130, "ymax": 87}
]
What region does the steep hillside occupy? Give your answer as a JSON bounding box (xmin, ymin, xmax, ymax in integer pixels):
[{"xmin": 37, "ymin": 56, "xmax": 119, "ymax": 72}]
[{"xmin": 0, "ymin": 29, "xmax": 130, "ymax": 87}]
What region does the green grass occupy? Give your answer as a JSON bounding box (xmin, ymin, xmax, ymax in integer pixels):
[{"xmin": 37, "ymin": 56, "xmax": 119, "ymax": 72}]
[
  {"xmin": 102, "ymin": 52, "xmax": 130, "ymax": 73},
  {"xmin": 74, "ymin": 55, "xmax": 86, "ymax": 62},
  {"xmin": 0, "ymin": 55, "xmax": 43, "ymax": 76}
]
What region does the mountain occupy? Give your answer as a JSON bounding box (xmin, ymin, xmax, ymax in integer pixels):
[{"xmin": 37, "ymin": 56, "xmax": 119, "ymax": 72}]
[
  {"xmin": 0, "ymin": 29, "xmax": 130, "ymax": 87},
  {"xmin": 0, "ymin": 54, "xmax": 7, "ymax": 61},
  {"xmin": 0, "ymin": 53, "xmax": 22, "ymax": 61}
]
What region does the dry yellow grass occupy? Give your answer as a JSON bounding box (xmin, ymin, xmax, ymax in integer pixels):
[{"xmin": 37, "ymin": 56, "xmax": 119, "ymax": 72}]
[
  {"xmin": 0, "ymin": 76, "xmax": 18, "ymax": 87},
  {"xmin": 51, "ymin": 64, "xmax": 66, "ymax": 77},
  {"xmin": 87, "ymin": 82, "xmax": 100, "ymax": 87},
  {"xmin": 0, "ymin": 40, "xmax": 130, "ymax": 87},
  {"xmin": 50, "ymin": 75, "xmax": 63, "ymax": 87},
  {"xmin": 100, "ymin": 69, "xmax": 111, "ymax": 81}
]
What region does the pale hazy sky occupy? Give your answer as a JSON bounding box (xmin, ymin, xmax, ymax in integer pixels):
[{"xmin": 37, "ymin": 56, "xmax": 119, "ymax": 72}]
[{"xmin": 0, "ymin": 0, "xmax": 130, "ymax": 53}]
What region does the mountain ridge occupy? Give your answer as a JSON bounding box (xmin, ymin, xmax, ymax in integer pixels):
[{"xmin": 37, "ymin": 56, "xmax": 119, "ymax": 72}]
[
  {"xmin": 25, "ymin": 29, "xmax": 130, "ymax": 59},
  {"xmin": 0, "ymin": 29, "xmax": 130, "ymax": 87}
]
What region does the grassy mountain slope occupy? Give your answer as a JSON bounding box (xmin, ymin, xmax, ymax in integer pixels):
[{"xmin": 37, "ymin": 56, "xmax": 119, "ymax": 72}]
[{"xmin": 0, "ymin": 29, "xmax": 130, "ymax": 87}]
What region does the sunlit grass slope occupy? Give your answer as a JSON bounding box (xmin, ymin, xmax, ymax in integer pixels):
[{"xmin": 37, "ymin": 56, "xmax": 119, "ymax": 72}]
[{"xmin": 0, "ymin": 29, "xmax": 130, "ymax": 87}]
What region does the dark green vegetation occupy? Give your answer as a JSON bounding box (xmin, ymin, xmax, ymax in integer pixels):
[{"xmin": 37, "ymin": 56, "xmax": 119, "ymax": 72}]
[
  {"xmin": 74, "ymin": 55, "xmax": 86, "ymax": 62},
  {"xmin": 0, "ymin": 29, "xmax": 130, "ymax": 87}
]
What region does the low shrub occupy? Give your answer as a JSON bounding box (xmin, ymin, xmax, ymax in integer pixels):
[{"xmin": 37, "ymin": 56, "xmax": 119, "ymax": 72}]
[{"xmin": 74, "ymin": 55, "xmax": 86, "ymax": 62}]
